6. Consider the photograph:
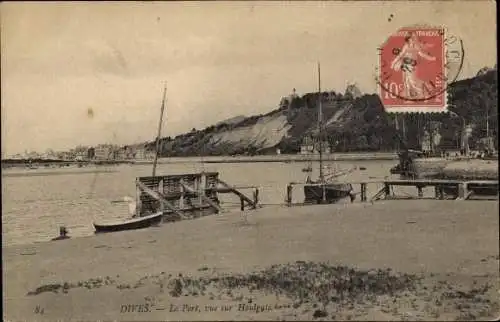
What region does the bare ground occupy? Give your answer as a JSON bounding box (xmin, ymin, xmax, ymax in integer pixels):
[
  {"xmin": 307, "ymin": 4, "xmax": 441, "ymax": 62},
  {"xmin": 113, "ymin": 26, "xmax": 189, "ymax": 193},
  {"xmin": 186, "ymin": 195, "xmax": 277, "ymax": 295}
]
[{"xmin": 3, "ymin": 200, "xmax": 499, "ymax": 321}]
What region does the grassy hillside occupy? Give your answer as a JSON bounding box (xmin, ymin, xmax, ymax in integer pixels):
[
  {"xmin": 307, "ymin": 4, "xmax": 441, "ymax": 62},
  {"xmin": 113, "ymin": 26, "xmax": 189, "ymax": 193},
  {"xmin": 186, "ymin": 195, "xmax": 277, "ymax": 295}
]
[{"xmin": 147, "ymin": 68, "xmax": 497, "ymax": 156}]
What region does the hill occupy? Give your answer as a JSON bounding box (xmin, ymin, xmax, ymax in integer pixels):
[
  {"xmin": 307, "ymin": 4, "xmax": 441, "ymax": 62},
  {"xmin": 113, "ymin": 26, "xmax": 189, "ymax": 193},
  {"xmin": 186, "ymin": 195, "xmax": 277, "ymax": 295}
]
[
  {"xmin": 214, "ymin": 115, "xmax": 247, "ymax": 127},
  {"xmin": 147, "ymin": 68, "xmax": 497, "ymax": 157}
]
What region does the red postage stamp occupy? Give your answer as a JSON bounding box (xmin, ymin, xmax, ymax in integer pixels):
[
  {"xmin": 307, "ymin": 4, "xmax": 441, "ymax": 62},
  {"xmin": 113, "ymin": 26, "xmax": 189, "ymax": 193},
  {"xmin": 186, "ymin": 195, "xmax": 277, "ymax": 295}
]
[{"xmin": 378, "ymin": 26, "xmax": 457, "ymax": 113}]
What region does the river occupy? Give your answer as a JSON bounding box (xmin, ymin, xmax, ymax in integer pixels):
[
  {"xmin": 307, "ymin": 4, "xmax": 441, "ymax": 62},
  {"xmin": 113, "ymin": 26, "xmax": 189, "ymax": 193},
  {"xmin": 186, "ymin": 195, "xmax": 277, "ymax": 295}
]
[{"xmin": 2, "ymin": 158, "xmax": 399, "ymax": 246}]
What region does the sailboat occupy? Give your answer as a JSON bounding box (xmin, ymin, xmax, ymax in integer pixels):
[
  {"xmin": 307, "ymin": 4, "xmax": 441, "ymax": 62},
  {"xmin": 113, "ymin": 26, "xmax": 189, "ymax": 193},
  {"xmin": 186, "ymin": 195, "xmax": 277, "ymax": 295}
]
[
  {"xmin": 93, "ymin": 84, "xmax": 168, "ymax": 233},
  {"xmin": 303, "ymin": 63, "xmax": 356, "ymax": 204}
]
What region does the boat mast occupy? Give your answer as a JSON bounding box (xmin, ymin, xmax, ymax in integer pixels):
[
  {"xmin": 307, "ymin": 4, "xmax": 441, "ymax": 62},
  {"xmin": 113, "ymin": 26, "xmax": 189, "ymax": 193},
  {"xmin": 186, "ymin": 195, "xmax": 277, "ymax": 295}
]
[
  {"xmin": 317, "ymin": 62, "xmax": 324, "ymax": 183},
  {"xmin": 152, "ymin": 82, "xmax": 167, "ymax": 177},
  {"xmin": 402, "ymin": 115, "xmax": 406, "ymax": 145},
  {"xmin": 394, "ymin": 114, "xmax": 400, "ymax": 151},
  {"xmin": 486, "ymin": 108, "xmax": 489, "ymax": 137}
]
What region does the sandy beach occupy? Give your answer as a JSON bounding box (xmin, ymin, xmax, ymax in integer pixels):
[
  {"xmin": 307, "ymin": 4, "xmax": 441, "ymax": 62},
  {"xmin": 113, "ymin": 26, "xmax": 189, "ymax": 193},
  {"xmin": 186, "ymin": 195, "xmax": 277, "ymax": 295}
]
[{"xmin": 3, "ymin": 200, "xmax": 499, "ymax": 321}]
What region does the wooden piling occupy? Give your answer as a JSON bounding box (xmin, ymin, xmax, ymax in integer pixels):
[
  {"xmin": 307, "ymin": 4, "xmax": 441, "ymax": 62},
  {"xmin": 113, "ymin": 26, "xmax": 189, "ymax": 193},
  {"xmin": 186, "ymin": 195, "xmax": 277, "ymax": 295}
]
[
  {"xmin": 136, "ymin": 181, "xmax": 186, "ymax": 219},
  {"xmin": 253, "ymin": 188, "xmax": 259, "ymax": 209},
  {"xmin": 179, "ymin": 179, "xmax": 185, "ymax": 209},
  {"xmin": 434, "ymin": 186, "xmax": 444, "ymax": 200},
  {"xmin": 417, "ymin": 186, "xmax": 423, "ymax": 198},
  {"xmin": 457, "ymin": 182, "xmax": 468, "ymax": 200},
  {"xmin": 180, "ymin": 182, "xmax": 222, "ymax": 214},
  {"xmin": 384, "ymin": 183, "xmax": 390, "ymax": 197},
  {"xmin": 286, "ymin": 184, "xmax": 293, "ymax": 206},
  {"xmin": 135, "ymin": 179, "xmax": 141, "ymax": 214},
  {"xmin": 240, "ymin": 197, "xmax": 245, "ymax": 211},
  {"xmin": 360, "ymin": 183, "xmax": 367, "ymax": 202},
  {"xmin": 159, "ymin": 179, "xmax": 165, "ymax": 212},
  {"xmin": 216, "ymin": 179, "xmax": 256, "ymax": 209}
]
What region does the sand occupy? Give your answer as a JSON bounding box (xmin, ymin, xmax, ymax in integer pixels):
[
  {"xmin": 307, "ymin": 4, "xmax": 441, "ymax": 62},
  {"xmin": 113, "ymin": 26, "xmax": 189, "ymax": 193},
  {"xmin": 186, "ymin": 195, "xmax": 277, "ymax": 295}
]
[{"xmin": 3, "ymin": 200, "xmax": 499, "ymax": 321}]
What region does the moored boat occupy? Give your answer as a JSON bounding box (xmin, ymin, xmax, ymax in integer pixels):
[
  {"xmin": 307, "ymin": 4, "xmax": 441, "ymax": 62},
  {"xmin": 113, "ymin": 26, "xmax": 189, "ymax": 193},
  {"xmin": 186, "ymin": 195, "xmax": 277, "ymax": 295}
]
[
  {"xmin": 304, "ymin": 182, "xmax": 354, "ymax": 204},
  {"xmin": 93, "ymin": 212, "xmax": 163, "ymax": 233},
  {"xmin": 303, "ymin": 62, "xmax": 355, "ymax": 204},
  {"xmin": 302, "ymin": 165, "xmax": 313, "ymax": 172}
]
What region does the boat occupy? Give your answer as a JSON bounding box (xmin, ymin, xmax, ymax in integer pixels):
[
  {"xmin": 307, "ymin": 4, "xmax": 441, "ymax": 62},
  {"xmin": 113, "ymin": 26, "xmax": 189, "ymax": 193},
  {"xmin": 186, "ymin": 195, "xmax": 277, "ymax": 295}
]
[
  {"xmin": 26, "ymin": 160, "xmax": 38, "ymax": 170},
  {"xmin": 304, "ymin": 182, "xmax": 355, "ymax": 204},
  {"xmin": 302, "ymin": 164, "xmax": 313, "ymax": 172},
  {"xmin": 389, "ymin": 118, "xmax": 498, "ymax": 197},
  {"xmin": 93, "ymin": 83, "xmax": 169, "ymax": 233},
  {"xmin": 94, "ymin": 212, "xmax": 163, "ymax": 233},
  {"xmin": 303, "ymin": 63, "xmax": 355, "ymax": 204}
]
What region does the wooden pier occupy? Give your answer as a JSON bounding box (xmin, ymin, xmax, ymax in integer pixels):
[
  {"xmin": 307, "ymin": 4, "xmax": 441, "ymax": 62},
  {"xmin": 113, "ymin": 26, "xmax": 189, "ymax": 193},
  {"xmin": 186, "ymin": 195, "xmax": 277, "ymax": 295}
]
[
  {"xmin": 285, "ymin": 179, "xmax": 498, "ymax": 206},
  {"xmin": 136, "ymin": 172, "xmax": 259, "ymax": 221}
]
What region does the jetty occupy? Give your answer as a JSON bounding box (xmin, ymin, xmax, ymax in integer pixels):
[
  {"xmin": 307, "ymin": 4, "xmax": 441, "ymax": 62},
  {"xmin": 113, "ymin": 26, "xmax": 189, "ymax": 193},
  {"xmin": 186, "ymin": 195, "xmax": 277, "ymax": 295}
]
[
  {"xmin": 135, "ymin": 172, "xmax": 259, "ymax": 221},
  {"xmin": 286, "ymin": 178, "xmax": 499, "ymax": 206},
  {"xmin": 136, "ymin": 174, "xmax": 497, "ymax": 220}
]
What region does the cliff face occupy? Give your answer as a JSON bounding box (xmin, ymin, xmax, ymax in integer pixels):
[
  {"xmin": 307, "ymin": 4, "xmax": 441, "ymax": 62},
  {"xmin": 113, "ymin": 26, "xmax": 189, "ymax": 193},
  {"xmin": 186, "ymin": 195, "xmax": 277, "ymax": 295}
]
[
  {"xmin": 209, "ymin": 113, "xmax": 291, "ymax": 151},
  {"xmin": 153, "ymin": 69, "xmax": 497, "ymax": 157}
]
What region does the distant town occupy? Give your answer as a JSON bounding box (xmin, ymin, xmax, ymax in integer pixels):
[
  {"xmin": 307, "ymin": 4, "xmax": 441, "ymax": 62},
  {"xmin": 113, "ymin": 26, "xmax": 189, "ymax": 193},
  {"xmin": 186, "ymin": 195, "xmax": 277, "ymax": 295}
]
[{"xmin": 5, "ymin": 144, "xmax": 157, "ymax": 162}]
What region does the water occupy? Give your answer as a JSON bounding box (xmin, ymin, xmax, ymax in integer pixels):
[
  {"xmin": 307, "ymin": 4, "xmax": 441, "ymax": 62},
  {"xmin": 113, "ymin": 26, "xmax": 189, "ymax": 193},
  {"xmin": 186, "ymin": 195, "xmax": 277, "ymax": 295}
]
[{"xmin": 2, "ymin": 158, "xmax": 397, "ymax": 246}]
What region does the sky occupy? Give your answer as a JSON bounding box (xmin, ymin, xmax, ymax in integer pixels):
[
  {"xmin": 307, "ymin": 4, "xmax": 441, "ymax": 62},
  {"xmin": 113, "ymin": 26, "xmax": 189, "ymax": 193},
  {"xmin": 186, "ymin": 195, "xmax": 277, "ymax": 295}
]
[{"xmin": 1, "ymin": 1, "xmax": 497, "ymax": 156}]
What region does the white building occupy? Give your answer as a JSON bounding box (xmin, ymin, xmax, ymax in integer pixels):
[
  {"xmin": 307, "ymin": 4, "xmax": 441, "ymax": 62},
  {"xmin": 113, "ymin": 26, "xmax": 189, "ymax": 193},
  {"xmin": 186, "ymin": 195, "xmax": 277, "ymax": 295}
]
[
  {"xmin": 300, "ymin": 137, "xmax": 331, "ymax": 154},
  {"xmin": 94, "ymin": 145, "xmax": 114, "ymax": 160},
  {"xmin": 74, "ymin": 151, "xmax": 88, "ymax": 161},
  {"xmin": 134, "ymin": 147, "xmax": 146, "ymax": 160}
]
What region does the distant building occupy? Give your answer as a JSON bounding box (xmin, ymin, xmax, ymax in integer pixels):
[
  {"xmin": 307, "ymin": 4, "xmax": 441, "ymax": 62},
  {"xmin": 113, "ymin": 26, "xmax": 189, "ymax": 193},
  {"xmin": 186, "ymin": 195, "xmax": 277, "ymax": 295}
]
[
  {"xmin": 279, "ymin": 97, "xmax": 291, "ymax": 110},
  {"xmin": 145, "ymin": 149, "xmax": 156, "ymax": 160},
  {"xmin": 25, "ymin": 151, "xmax": 38, "ymax": 159},
  {"xmin": 316, "ymin": 142, "xmax": 331, "ymax": 154},
  {"xmin": 58, "ymin": 151, "xmax": 73, "ymax": 160},
  {"xmin": 75, "ymin": 151, "xmax": 87, "ymax": 161},
  {"xmin": 87, "ymin": 147, "xmax": 95, "ymax": 160},
  {"xmin": 421, "ymin": 130, "xmax": 431, "ymax": 153},
  {"xmin": 116, "ymin": 146, "xmax": 135, "ymax": 159},
  {"xmin": 113, "ymin": 147, "xmax": 126, "ymax": 160},
  {"xmin": 477, "ymin": 136, "xmax": 496, "ymax": 153},
  {"xmin": 344, "ymin": 83, "xmax": 362, "ymax": 100},
  {"xmin": 134, "ymin": 146, "xmax": 146, "ymax": 160},
  {"xmin": 45, "ymin": 149, "xmax": 56, "ymax": 159},
  {"xmin": 461, "ymin": 125, "xmax": 473, "ymax": 155},
  {"xmin": 300, "ymin": 136, "xmax": 330, "ymax": 155},
  {"xmin": 94, "ymin": 144, "xmax": 114, "ymax": 160},
  {"xmin": 132, "ymin": 145, "xmax": 155, "ymax": 160},
  {"xmin": 300, "ymin": 136, "xmax": 315, "ymax": 155}
]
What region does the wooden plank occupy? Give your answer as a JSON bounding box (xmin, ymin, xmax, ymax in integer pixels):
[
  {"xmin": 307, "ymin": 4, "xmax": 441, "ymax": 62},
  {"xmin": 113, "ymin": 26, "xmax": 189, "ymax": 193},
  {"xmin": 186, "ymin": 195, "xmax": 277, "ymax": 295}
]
[
  {"xmin": 137, "ymin": 172, "xmax": 219, "ymax": 181},
  {"xmin": 464, "ymin": 190, "xmax": 474, "ymax": 200},
  {"xmin": 465, "ymin": 180, "xmax": 499, "ymax": 185},
  {"xmin": 209, "ymin": 185, "xmax": 258, "ymax": 193},
  {"xmin": 288, "ymin": 179, "xmax": 449, "ymax": 186},
  {"xmin": 291, "ymin": 179, "xmax": 499, "ymax": 186},
  {"xmin": 360, "ymin": 183, "xmax": 367, "ymax": 202},
  {"xmin": 179, "ymin": 182, "xmax": 223, "ymax": 214},
  {"xmin": 216, "ymin": 179, "xmax": 256, "ymax": 208},
  {"xmin": 136, "ymin": 181, "xmax": 187, "ymax": 219},
  {"xmin": 370, "ymin": 186, "xmax": 387, "ymax": 202}
]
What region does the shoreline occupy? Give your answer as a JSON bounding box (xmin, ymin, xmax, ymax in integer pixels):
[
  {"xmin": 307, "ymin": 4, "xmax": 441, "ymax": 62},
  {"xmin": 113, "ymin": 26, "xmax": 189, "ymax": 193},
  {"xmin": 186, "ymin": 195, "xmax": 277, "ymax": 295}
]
[
  {"xmin": 2, "ymin": 152, "xmax": 398, "ymax": 170},
  {"xmin": 3, "ymin": 200, "xmax": 499, "ymax": 321}
]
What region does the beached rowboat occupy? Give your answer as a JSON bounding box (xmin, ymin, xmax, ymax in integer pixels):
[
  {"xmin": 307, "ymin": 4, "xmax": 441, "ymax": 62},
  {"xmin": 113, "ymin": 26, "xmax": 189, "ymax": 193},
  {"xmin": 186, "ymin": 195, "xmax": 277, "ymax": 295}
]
[{"xmin": 93, "ymin": 212, "xmax": 163, "ymax": 233}]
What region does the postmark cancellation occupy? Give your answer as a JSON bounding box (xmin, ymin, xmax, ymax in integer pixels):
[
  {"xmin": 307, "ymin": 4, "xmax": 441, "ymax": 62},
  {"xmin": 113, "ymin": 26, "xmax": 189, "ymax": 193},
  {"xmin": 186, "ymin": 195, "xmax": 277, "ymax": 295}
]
[{"xmin": 377, "ymin": 25, "xmax": 464, "ymax": 113}]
